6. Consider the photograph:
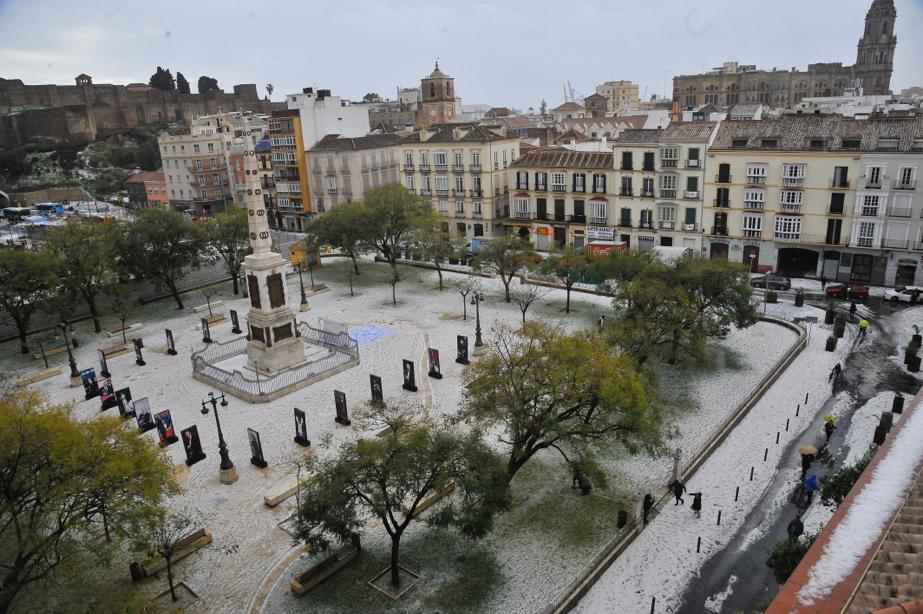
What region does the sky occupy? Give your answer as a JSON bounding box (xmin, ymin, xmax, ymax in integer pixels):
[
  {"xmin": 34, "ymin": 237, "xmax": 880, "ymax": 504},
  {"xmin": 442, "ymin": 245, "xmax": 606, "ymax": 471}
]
[{"xmin": 1, "ymin": 0, "xmax": 922, "ymax": 110}]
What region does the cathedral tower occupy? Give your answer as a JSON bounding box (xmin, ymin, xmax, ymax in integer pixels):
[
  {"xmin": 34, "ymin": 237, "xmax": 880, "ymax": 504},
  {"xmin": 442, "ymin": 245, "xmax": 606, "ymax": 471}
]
[
  {"xmin": 855, "ymin": 0, "xmax": 897, "ymax": 95},
  {"xmin": 419, "ymin": 62, "xmax": 456, "ymax": 128}
]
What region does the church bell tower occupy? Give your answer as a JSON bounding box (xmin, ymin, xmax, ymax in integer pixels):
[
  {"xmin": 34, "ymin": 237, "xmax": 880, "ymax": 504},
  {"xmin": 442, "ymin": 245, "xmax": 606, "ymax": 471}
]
[
  {"xmin": 854, "ymin": 0, "xmax": 897, "ymax": 95},
  {"xmin": 419, "ymin": 62, "xmax": 456, "ymax": 128}
]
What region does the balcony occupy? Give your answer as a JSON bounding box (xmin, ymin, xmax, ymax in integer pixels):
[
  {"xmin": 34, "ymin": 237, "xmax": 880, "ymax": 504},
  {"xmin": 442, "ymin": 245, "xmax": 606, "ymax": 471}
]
[
  {"xmin": 473, "ymin": 212, "xmax": 483, "ymax": 219},
  {"xmin": 882, "ymin": 237, "xmax": 909, "ymax": 249},
  {"xmin": 683, "ymin": 223, "xmax": 697, "ymax": 231},
  {"xmin": 455, "ymin": 210, "xmax": 466, "ymax": 219},
  {"xmin": 863, "ymin": 180, "xmax": 882, "ymax": 189},
  {"xmin": 895, "ymin": 180, "xmax": 917, "ymax": 191},
  {"xmin": 686, "ymin": 159, "xmax": 700, "ymax": 168},
  {"xmin": 659, "ymin": 221, "xmax": 675, "ymax": 230},
  {"xmin": 435, "ymin": 189, "xmax": 449, "ymax": 197},
  {"xmin": 470, "ymin": 189, "xmax": 483, "ymax": 197},
  {"xmin": 780, "ymin": 202, "xmax": 802, "ymax": 213},
  {"xmin": 515, "ymin": 183, "xmax": 529, "ymax": 190},
  {"xmin": 642, "ymin": 165, "xmax": 656, "ymax": 173},
  {"xmin": 514, "ymin": 211, "xmax": 531, "ymax": 220},
  {"xmin": 640, "ymin": 191, "xmax": 655, "ymax": 198},
  {"xmin": 684, "ymin": 191, "xmax": 699, "ymax": 199},
  {"xmin": 535, "ymin": 184, "xmax": 547, "ymax": 192},
  {"xmin": 551, "ymin": 185, "xmax": 566, "ymax": 192},
  {"xmin": 889, "ymin": 206, "xmax": 912, "ymax": 218},
  {"xmin": 744, "ymin": 201, "xmax": 764, "ymax": 210},
  {"xmin": 470, "ymin": 164, "xmax": 481, "ymax": 173},
  {"xmin": 620, "ymin": 189, "xmax": 633, "ymax": 196},
  {"xmin": 743, "ymin": 229, "xmax": 762, "ymax": 238},
  {"xmin": 589, "ymin": 216, "xmax": 607, "ymax": 225},
  {"xmin": 421, "ymin": 189, "xmax": 432, "ymax": 196},
  {"xmin": 435, "ymin": 164, "xmax": 447, "ymax": 172},
  {"xmin": 856, "ymin": 237, "xmax": 875, "ymax": 248},
  {"xmin": 621, "ymin": 165, "xmax": 634, "ymax": 171},
  {"xmin": 746, "ymin": 175, "xmax": 766, "ymax": 185},
  {"xmin": 592, "ymin": 187, "xmax": 606, "ymax": 194},
  {"xmin": 402, "ymin": 164, "xmax": 414, "ymax": 172},
  {"xmin": 711, "ymin": 226, "xmax": 729, "ymax": 236},
  {"xmin": 619, "ymin": 220, "xmax": 632, "ymax": 228},
  {"xmin": 782, "ymin": 177, "xmax": 805, "ymax": 187},
  {"xmin": 661, "ymin": 159, "xmax": 678, "ymax": 169},
  {"xmin": 830, "ymin": 178, "xmax": 850, "ymax": 189},
  {"xmin": 326, "ymin": 188, "xmax": 337, "ymax": 195},
  {"xmin": 573, "ymin": 214, "xmax": 587, "ymax": 224},
  {"xmin": 713, "ymin": 198, "xmax": 730, "ymax": 207},
  {"xmin": 774, "ymin": 233, "xmax": 803, "ymax": 242},
  {"xmin": 660, "ymin": 189, "xmax": 677, "ymax": 199},
  {"xmin": 453, "ymin": 189, "xmax": 466, "ymax": 197},
  {"xmin": 419, "ymin": 164, "xmax": 431, "ymax": 173},
  {"xmin": 715, "ymin": 175, "xmax": 732, "ymax": 184},
  {"xmin": 452, "ymin": 164, "xmax": 465, "ymax": 173},
  {"xmin": 638, "ymin": 222, "xmax": 654, "ymax": 230}
]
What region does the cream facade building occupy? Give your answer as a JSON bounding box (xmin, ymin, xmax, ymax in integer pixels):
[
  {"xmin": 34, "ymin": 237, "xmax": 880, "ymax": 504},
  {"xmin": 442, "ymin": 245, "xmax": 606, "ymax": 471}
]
[
  {"xmin": 306, "ymin": 134, "xmax": 401, "ymax": 212},
  {"xmin": 400, "ymin": 124, "xmax": 519, "ymax": 240},
  {"xmin": 595, "ymin": 80, "xmax": 641, "ymax": 113},
  {"xmin": 703, "ymin": 114, "xmax": 923, "ymax": 286}
]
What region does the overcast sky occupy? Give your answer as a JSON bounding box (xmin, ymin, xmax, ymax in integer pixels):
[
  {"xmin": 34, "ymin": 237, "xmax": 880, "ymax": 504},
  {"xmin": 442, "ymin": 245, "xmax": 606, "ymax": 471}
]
[{"xmin": 1, "ymin": 0, "xmax": 922, "ymax": 110}]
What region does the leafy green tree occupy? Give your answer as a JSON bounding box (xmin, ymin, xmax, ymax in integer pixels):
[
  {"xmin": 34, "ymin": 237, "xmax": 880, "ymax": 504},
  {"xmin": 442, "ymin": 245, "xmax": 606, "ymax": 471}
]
[
  {"xmin": 766, "ymin": 534, "xmax": 817, "ymax": 585},
  {"xmin": 176, "ymin": 72, "xmax": 190, "ymax": 95},
  {"xmin": 0, "ymin": 248, "xmax": 59, "ymax": 353},
  {"xmin": 539, "ymin": 99, "xmax": 547, "ymax": 116},
  {"xmin": 820, "ymin": 453, "xmax": 871, "ymax": 509},
  {"xmin": 148, "ymin": 66, "xmax": 176, "ymax": 91},
  {"xmin": 294, "ymin": 407, "xmax": 511, "ymax": 588},
  {"xmin": 197, "ymin": 75, "xmax": 220, "ymax": 94},
  {"xmin": 362, "ymin": 92, "xmax": 381, "ymax": 103},
  {"xmin": 46, "ymin": 218, "xmax": 120, "ymax": 332},
  {"xmin": 673, "ymin": 256, "xmax": 758, "ymax": 338},
  {"xmin": 461, "ymin": 322, "xmax": 661, "ymax": 481},
  {"xmin": 304, "ymin": 201, "xmax": 368, "ymax": 275},
  {"xmin": 199, "ymin": 206, "xmax": 249, "ymax": 295},
  {"xmin": 587, "ymin": 249, "xmax": 655, "ymax": 291},
  {"xmin": 0, "ymin": 389, "xmax": 175, "ymax": 613},
  {"xmin": 0, "ymin": 149, "xmax": 32, "ymax": 181},
  {"xmin": 119, "ymin": 208, "xmax": 202, "ymax": 309},
  {"xmin": 539, "ymin": 245, "xmax": 591, "ymax": 313},
  {"xmin": 473, "ymin": 235, "xmax": 535, "ymax": 303},
  {"xmin": 135, "ymin": 139, "xmax": 161, "ymax": 171}
]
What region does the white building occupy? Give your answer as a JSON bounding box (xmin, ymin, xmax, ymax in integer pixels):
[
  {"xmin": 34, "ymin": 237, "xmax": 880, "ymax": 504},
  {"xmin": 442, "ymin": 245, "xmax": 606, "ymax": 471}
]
[{"xmin": 284, "ymin": 87, "xmax": 370, "ymax": 150}]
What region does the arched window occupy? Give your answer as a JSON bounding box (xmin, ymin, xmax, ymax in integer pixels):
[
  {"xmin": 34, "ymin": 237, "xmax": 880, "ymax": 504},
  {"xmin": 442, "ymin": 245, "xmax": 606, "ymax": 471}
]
[{"xmin": 429, "ymin": 82, "xmax": 435, "ymax": 98}]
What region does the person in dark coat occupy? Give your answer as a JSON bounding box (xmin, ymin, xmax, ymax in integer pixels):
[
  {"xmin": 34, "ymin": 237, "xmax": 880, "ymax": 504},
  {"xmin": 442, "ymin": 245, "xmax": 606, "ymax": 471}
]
[
  {"xmin": 849, "ymin": 301, "xmax": 857, "ymax": 317},
  {"xmin": 642, "ymin": 493, "xmax": 655, "ymax": 525},
  {"xmin": 787, "ymin": 514, "xmax": 804, "ymax": 541},
  {"xmin": 819, "ymin": 275, "xmax": 827, "ymax": 290},
  {"xmin": 824, "ymin": 419, "xmax": 836, "ymax": 442},
  {"xmin": 690, "ymin": 492, "xmax": 703, "ymax": 518},
  {"xmin": 828, "ymin": 363, "xmax": 842, "ymax": 384},
  {"xmin": 800, "ymin": 453, "xmax": 815, "ymax": 479},
  {"xmin": 669, "ymin": 479, "xmax": 686, "ymax": 505}
]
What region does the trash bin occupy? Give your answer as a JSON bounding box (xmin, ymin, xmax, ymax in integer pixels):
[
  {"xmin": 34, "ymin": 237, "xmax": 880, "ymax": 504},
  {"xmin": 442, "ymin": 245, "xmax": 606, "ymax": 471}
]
[
  {"xmin": 873, "ymin": 425, "xmax": 886, "ymax": 446},
  {"xmin": 617, "ymin": 510, "xmax": 628, "ymax": 529},
  {"xmin": 129, "ymin": 562, "xmax": 144, "ymax": 582},
  {"xmin": 893, "ymin": 395, "xmax": 905, "ymax": 414}
]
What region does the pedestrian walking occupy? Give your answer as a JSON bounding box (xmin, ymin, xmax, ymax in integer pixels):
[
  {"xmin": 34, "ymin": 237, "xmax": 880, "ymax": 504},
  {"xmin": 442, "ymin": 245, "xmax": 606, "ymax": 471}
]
[
  {"xmin": 787, "ymin": 514, "xmax": 804, "ymax": 542},
  {"xmin": 642, "ymin": 493, "xmax": 654, "ymax": 525},
  {"xmin": 800, "ymin": 453, "xmax": 815, "ymax": 479},
  {"xmin": 598, "ymin": 315, "xmax": 606, "ymax": 328},
  {"xmin": 849, "ymin": 301, "xmax": 857, "ymax": 319},
  {"xmin": 858, "ymin": 318, "xmax": 869, "ymax": 339},
  {"xmin": 828, "ymin": 363, "xmax": 842, "ymax": 385},
  {"xmin": 669, "ymin": 479, "xmax": 686, "ymax": 505},
  {"xmin": 820, "ymin": 275, "xmax": 827, "ymax": 290},
  {"xmin": 824, "ymin": 417, "xmax": 836, "ymax": 442},
  {"xmin": 690, "ymin": 492, "xmax": 703, "ymax": 518},
  {"xmin": 803, "ymin": 474, "xmax": 819, "ymax": 505}
]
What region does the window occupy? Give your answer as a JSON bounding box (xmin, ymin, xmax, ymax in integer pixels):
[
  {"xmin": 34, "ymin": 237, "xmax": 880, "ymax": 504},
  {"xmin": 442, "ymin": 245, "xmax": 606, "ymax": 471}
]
[
  {"xmin": 826, "ymin": 219, "xmax": 843, "ymax": 244},
  {"xmin": 493, "ymin": 151, "xmax": 498, "ymax": 168},
  {"xmin": 437, "ymin": 200, "xmax": 449, "ymax": 214},
  {"xmin": 620, "ymin": 208, "xmax": 631, "ymax": 226},
  {"xmin": 686, "ymin": 177, "xmax": 698, "ymax": 193},
  {"xmin": 744, "ymin": 189, "xmax": 764, "ymax": 209},
  {"xmin": 684, "ymin": 208, "xmax": 696, "ymax": 228},
  {"xmin": 717, "ymin": 163, "xmax": 731, "ymax": 183},
  {"xmin": 779, "ymin": 190, "xmax": 804, "ymax": 211},
  {"xmin": 551, "ymin": 172, "xmax": 566, "ymax": 191},
  {"xmin": 746, "ymin": 164, "xmax": 767, "ymax": 184},
  {"xmin": 639, "ymin": 209, "xmax": 653, "ymax": 228},
  {"xmin": 761, "ymin": 139, "xmax": 777, "ymax": 149},
  {"xmin": 593, "ymin": 174, "xmax": 606, "ymax": 193},
  {"xmin": 420, "ymin": 151, "xmax": 429, "ymax": 166},
  {"xmin": 473, "ymin": 201, "xmax": 482, "ymax": 215},
  {"xmin": 573, "ymin": 173, "xmax": 586, "ymax": 192},
  {"xmin": 472, "ymin": 176, "xmax": 481, "ymax": 192},
  {"xmin": 643, "ymin": 152, "xmax": 655, "ymax": 171},
  {"xmin": 456, "ymin": 201, "xmax": 465, "ymax": 215},
  {"xmin": 642, "ymin": 178, "xmax": 654, "ymax": 197},
  {"xmin": 422, "ymin": 176, "xmax": 431, "ymax": 192},
  {"xmin": 168, "ymin": 174, "xmax": 173, "ymax": 182},
  {"xmin": 897, "ymin": 167, "xmax": 915, "ymax": 188},
  {"xmin": 621, "ymin": 177, "xmax": 633, "ymax": 195},
  {"xmin": 207, "ymin": 143, "xmax": 215, "ymax": 153},
  {"xmin": 473, "ymin": 223, "xmax": 484, "ymax": 237},
  {"xmin": 774, "ymin": 216, "xmax": 802, "ymax": 240},
  {"xmin": 535, "ymin": 172, "xmax": 547, "ymax": 190},
  {"xmin": 658, "ymin": 205, "xmax": 676, "ymax": 228},
  {"xmin": 859, "ymin": 194, "xmax": 882, "ymax": 216},
  {"xmin": 830, "ymin": 193, "xmax": 844, "ymax": 214},
  {"xmin": 590, "ymin": 200, "xmax": 607, "ymax": 223},
  {"xmin": 621, "ymin": 151, "xmax": 633, "ymax": 170},
  {"xmin": 453, "ymin": 151, "xmax": 462, "ymax": 166},
  {"xmin": 434, "ymin": 176, "xmax": 449, "ymax": 193},
  {"xmin": 731, "ymin": 138, "xmax": 748, "ymax": 148},
  {"xmin": 688, "ymin": 148, "xmax": 700, "ymax": 162},
  {"xmin": 781, "ymin": 163, "xmax": 806, "ymax": 185},
  {"xmin": 660, "ymin": 175, "xmax": 677, "ymax": 195},
  {"xmin": 661, "ymin": 147, "xmax": 678, "ymax": 160},
  {"xmin": 832, "ymin": 166, "xmax": 849, "ymax": 188},
  {"xmin": 326, "ymin": 176, "xmax": 337, "ymax": 192},
  {"xmin": 513, "ymin": 196, "xmax": 530, "ymax": 218},
  {"xmin": 433, "ymin": 151, "xmax": 447, "ymax": 167},
  {"xmin": 404, "ymin": 152, "xmax": 413, "ymax": 167},
  {"xmin": 856, "ymin": 221, "xmax": 877, "ymax": 247},
  {"xmin": 406, "ymin": 175, "xmax": 415, "ymax": 191},
  {"xmin": 842, "ymin": 138, "xmax": 861, "ymax": 149},
  {"xmin": 715, "ymin": 187, "xmax": 730, "ymax": 206},
  {"xmin": 866, "ymin": 166, "xmax": 882, "ymax": 187},
  {"xmin": 471, "ymin": 151, "xmax": 480, "ymax": 167},
  {"xmin": 516, "ymin": 171, "xmax": 528, "ymax": 189},
  {"xmin": 742, "ymin": 215, "xmax": 762, "ymax": 238},
  {"xmin": 455, "ymin": 176, "xmax": 464, "ymax": 192},
  {"xmin": 193, "ymin": 144, "xmax": 200, "ymax": 153},
  {"xmin": 502, "ymin": 150, "xmax": 508, "ymax": 167}
]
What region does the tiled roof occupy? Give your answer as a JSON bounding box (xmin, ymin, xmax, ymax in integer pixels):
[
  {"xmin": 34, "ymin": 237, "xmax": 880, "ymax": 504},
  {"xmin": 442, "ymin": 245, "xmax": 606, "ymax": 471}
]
[
  {"xmin": 553, "ymin": 101, "xmax": 584, "ymax": 112},
  {"xmin": 661, "ymin": 121, "xmax": 717, "ymax": 142},
  {"xmin": 613, "ymin": 128, "xmax": 664, "ymax": 144},
  {"xmin": 309, "ymin": 133, "xmax": 401, "ymax": 151},
  {"xmin": 125, "ymin": 170, "xmax": 165, "ymax": 184},
  {"xmin": 399, "ymin": 124, "xmax": 512, "ymax": 144},
  {"xmin": 711, "ymin": 114, "xmax": 923, "ymax": 152},
  {"xmin": 729, "ymin": 104, "xmax": 762, "ymax": 116},
  {"xmin": 510, "ymin": 148, "xmax": 612, "ymax": 170}
]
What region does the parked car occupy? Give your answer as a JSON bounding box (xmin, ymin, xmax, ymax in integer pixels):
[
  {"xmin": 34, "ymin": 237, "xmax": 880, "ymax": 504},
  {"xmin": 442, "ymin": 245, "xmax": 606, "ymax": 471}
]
[
  {"xmin": 883, "ymin": 285, "xmax": 923, "ymax": 303},
  {"xmin": 825, "ymin": 283, "xmax": 869, "ymax": 300},
  {"xmin": 750, "ymin": 274, "xmax": 792, "ymax": 291}
]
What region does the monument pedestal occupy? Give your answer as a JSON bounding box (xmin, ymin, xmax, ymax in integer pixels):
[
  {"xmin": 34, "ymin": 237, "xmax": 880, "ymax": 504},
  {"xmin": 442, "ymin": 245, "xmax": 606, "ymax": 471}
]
[
  {"xmin": 243, "ymin": 249, "xmax": 306, "ymax": 373},
  {"xmin": 300, "ymin": 302, "xmax": 310, "ymax": 312},
  {"xmin": 219, "ymin": 467, "xmax": 238, "ymax": 485}
]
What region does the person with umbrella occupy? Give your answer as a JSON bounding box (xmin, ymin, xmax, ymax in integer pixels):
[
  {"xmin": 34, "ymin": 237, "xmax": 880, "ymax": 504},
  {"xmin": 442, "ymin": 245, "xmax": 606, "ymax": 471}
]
[
  {"xmin": 799, "ymin": 444, "xmax": 818, "ymax": 478},
  {"xmin": 823, "ymin": 416, "xmax": 837, "ymax": 442}
]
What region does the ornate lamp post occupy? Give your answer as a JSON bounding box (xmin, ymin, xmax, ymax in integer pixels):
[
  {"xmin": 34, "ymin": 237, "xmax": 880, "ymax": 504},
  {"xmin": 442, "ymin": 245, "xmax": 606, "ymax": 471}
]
[
  {"xmin": 296, "ymin": 262, "xmax": 309, "ymax": 311},
  {"xmin": 200, "ymin": 392, "xmax": 238, "ymax": 484},
  {"xmin": 58, "ymin": 322, "xmax": 80, "ymax": 384},
  {"xmin": 473, "ymin": 291, "xmax": 484, "ymax": 348}
]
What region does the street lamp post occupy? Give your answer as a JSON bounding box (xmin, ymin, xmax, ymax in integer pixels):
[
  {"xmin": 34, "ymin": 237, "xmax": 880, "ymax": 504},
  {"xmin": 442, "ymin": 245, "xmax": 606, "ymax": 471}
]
[
  {"xmin": 59, "ymin": 322, "xmax": 80, "ymax": 385},
  {"xmin": 201, "ymin": 392, "xmax": 238, "ymax": 485},
  {"xmin": 473, "ymin": 291, "xmax": 484, "ymax": 348},
  {"xmin": 296, "ymin": 263, "xmax": 309, "ymax": 312}
]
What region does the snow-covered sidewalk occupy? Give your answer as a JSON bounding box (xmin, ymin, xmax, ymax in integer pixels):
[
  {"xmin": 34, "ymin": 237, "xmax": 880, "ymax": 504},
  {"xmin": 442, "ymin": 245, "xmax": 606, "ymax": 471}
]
[{"xmin": 574, "ymin": 301, "xmax": 850, "ymax": 613}]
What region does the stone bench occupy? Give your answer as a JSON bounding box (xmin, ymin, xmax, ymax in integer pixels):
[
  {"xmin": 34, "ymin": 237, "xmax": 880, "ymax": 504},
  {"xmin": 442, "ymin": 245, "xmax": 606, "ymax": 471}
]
[
  {"xmin": 100, "ymin": 342, "xmax": 133, "ymax": 358},
  {"xmin": 290, "ymin": 545, "xmax": 360, "ymax": 596},
  {"xmin": 17, "ymin": 367, "xmax": 62, "ymax": 387},
  {"xmin": 31, "ymin": 345, "xmax": 68, "ymax": 360},
  {"xmin": 106, "ymin": 323, "xmax": 143, "ymax": 338},
  {"xmin": 264, "ymin": 473, "xmax": 314, "ymax": 508},
  {"xmin": 194, "ymin": 300, "xmax": 224, "ymax": 313},
  {"xmin": 137, "ymin": 528, "xmax": 213, "ymax": 578}
]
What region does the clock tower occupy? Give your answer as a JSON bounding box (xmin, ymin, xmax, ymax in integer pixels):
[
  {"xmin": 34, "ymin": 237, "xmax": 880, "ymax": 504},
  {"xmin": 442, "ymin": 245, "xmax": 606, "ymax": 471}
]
[{"xmin": 419, "ymin": 62, "xmax": 456, "ymax": 128}]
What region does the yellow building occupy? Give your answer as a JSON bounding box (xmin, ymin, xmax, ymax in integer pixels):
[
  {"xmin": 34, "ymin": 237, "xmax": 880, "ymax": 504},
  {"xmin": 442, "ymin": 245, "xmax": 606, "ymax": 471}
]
[
  {"xmin": 268, "ymin": 109, "xmax": 311, "ymax": 231},
  {"xmin": 507, "ymin": 149, "xmax": 613, "ymax": 250},
  {"xmin": 400, "ymin": 124, "xmax": 519, "ymax": 240},
  {"xmin": 595, "ymin": 80, "xmax": 641, "ymax": 113}
]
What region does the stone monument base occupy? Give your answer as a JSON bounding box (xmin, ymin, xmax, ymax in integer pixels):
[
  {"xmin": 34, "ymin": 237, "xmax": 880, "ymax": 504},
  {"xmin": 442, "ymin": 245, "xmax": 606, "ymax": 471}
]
[{"xmin": 220, "ymin": 466, "xmax": 238, "ymax": 485}]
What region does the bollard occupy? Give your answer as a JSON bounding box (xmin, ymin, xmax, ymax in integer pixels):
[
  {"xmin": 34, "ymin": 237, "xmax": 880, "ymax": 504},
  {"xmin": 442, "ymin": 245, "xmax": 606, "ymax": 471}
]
[
  {"xmin": 697, "ymin": 536, "xmax": 701, "ymax": 553},
  {"xmin": 776, "ymin": 432, "xmax": 780, "ymax": 444},
  {"xmin": 805, "ymin": 392, "xmax": 809, "ymax": 404},
  {"xmin": 734, "ymin": 486, "xmax": 739, "ymax": 501},
  {"xmin": 749, "ymin": 466, "xmax": 754, "ymax": 481},
  {"xmin": 786, "ymin": 418, "xmax": 790, "ymax": 432},
  {"xmin": 796, "ymin": 404, "xmax": 800, "ymax": 417},
  {"xmin": 651, "ymin": 596, "xmax": 656, "ymax": 614},
  {"xmin": 764, "ymin": 448, "xmax": 768, "ymax": 461},
  {"xmin": 716, "ymin": 510, "xmax": 722, "ymax": 526}
]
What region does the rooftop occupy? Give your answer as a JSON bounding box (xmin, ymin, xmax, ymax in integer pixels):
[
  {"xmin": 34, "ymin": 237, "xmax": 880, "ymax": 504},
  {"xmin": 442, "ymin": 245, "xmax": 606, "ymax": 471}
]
[
  {"xmin": 613, "ymin": 128, "xmax": 664, "ymax": 144},
  {"xmin": 553, "ymin": 101, "xmax": 585, "ymax": 112},
  {"xmin": 510, "ymin": 148, "xmax": 612, "ymax": 170},
  {"xmin": 125, "ymin": 170, "xmax": 165, "ymax": 184},
  {"xmin": 309, "ymin": 133, "xmax": 401, "ymax": 152},
  {"xmin": 400, "ymin": 124, "xmax": 513, "ymax": 144},
  {"xmin": 661, "ymin": 121, "xmax": 717, "ymax": 142}
]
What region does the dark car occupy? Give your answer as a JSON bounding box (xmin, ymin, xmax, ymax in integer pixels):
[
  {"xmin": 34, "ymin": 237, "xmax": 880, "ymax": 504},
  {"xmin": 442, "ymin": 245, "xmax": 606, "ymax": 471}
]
[
  {"xmin": 750, "ymin": 274, "xmax": 792, "ymax": 291},
  {"xmin": 825, "ymin": 283, "xmax": 869, "ymax": 300}
]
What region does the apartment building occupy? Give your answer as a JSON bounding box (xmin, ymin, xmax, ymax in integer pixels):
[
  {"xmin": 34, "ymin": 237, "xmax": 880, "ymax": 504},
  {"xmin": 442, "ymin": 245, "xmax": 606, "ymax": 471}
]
[
  {"xmin": 595, "ymin": 80, "xmax": 641, "ymax": 113},
  {"xmin": 400, "ymin": 124, "xmax": 519, "ymax": 240},
  {"xmin": 229, "ymin": 136, "xmax": 273, "ymax": 214},
  {"xmin": 125, "ymin": 170, "xmax": 168, "ymax": 209},
  {"xmin": 284, "ymin": 87, "xmax": 369, "ymax": 148},
  {"xmin": 306, "ymin": 134, "xmax": 401, "ymax": 212},
  {"xmin": 703, "ymin": 114, "xmax": 923, "ymax": 286},
  {"xmin": 611, "ymin": 123, "xmax": 716, "ymax": 251},
  {"xmin": 158, "ymin": 111, "xmax": 267, "ymax": 214},
  {"xmin": 268, "ymin": 109, "xmax": 310, "ymax": 231},
  {"xmin": 507, "ymin": 150, "xmax": 612, "ymax": 251}
]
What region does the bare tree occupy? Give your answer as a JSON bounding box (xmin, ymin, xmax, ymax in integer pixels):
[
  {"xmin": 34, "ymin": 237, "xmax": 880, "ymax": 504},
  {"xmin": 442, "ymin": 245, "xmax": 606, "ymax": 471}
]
[
  {"xmin": 510, "ymin": 282, "xmax": 547, "ymax": 325},
  {"xmin": 452, "ymin": 277, "xmax": 481, "ymax": 321},
  {"xmin": 201, "ymin": 288, "xmax": 217, "ymax": 318},
  {"xmin": 145, "ymin": 508, "xmax": 200, "ymax": 603}
]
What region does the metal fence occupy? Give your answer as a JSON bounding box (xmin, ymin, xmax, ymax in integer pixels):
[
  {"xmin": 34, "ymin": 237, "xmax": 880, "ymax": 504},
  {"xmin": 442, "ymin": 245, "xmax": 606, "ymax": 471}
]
[{"xmin": 190, "ymin": 321, "xmax": 359, "ymax": 398}]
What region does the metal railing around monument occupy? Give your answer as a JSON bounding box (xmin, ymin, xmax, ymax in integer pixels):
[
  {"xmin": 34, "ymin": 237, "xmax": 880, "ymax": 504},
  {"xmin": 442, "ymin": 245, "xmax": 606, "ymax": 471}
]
[{"xmin": 190, "ymin": 321, "xmax": 359, "ymax": 397}]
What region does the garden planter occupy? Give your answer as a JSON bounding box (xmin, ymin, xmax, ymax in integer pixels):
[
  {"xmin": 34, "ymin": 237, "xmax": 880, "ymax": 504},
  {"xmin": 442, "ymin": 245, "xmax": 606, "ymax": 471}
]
[
  {"xmin": 833, "ymin": 319, "xmax": 846, "ymax": 339},
  {"xmin": 794, "ymin": 294, "xmax": 804, "ymax": 307},
  {"xmin": 892, "ymin": 395, "xmax": 904, "ymax": 414},
  {"xmin": 825, "ymin": 336, "xmax": 838, "ymax": 352},
  {"xmin": 412, "ymin": 253, "xmax": 421, "ymax": 261},
  {"xmin": 767, "ymin": 291, "xmax": 778, "ymax": 303},
  {"xmin": 912, "ymin": 334, "xmax": 922, "ymax": 346},
  {"xmin": 905, "ymin": 349, "xmax": 917, "ymax": 365},
  {"xmin": 449, "ymin": 257, "xmax": 459, "ymax": 265},
  {"xmin": 825, "ymin": 309, "xmax": 836, "ymax": 325},
  {"xmin": 909, "ymin": 355, "xmax": 921, "ymax": 373}
]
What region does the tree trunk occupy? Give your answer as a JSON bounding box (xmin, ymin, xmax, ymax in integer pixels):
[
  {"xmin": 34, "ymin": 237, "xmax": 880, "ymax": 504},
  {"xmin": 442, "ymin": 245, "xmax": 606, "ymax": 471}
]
[
  {"xmin": 521, "ymin": 309, "xmax": 526, "ymax": 325},
  {"xmin": 17, "ymin": 327, "xmax": 28, "ymax": 354},
  {"xmin": 166, "ymin": 555, "xmax": 177, "ymax": 602},
  {"xmin": 390, "ymin": 535, "xmax": 401, "ymax": 587},
  {"xmin": 0, "ymin": 574, "xmax": 22, "ymax": 614},
  {"xmin": 462, "ymin": 297, "xmax": 467, "ymax": 321},
  {"xmin": 87, "ymin": 296, "xmax": 102, "ymax": 333},
  {"xmin": 350, "ymin": 253, "xmax": 360, "ymax": 275},
  {"xmin": 391, "ymin": 284, "xmax": 397, "ymax": 306},
  {"xmin": 503, "ymin": 277, "xmax": 512, "ymax": 303},
  {"xmin": 101, "ymin": 502, "xmax": 111, "ymax": 543},
  {"xmin": 565, "ymin": 286, "xmax": 571, "ymax": 313},
  {"xmin": 436, "ymin": 265, "xmax": 443, "ymax": 291},
  {"xmin": 231, "ymin": 273, "xmax": 239, "ymax": 295},
  {"xmin": 348, "ymin": 271, "xmax": 354, "ymax": 297},
  {"xmin": 168, "ymin": 281, "xmax": 184, "ymax": 310},
  {"xmin": 121, "ymin": 318, "xmax": 127, "ymax": 345}
]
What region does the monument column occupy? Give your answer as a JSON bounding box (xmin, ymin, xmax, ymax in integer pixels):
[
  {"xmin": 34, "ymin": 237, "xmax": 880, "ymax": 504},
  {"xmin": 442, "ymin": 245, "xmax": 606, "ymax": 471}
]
[{"xmin": 242, "ymin": 152, "xmax": 305, "ymax": 373}]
